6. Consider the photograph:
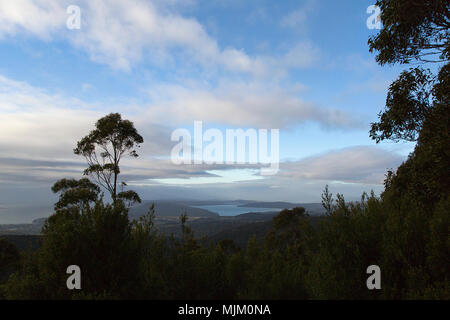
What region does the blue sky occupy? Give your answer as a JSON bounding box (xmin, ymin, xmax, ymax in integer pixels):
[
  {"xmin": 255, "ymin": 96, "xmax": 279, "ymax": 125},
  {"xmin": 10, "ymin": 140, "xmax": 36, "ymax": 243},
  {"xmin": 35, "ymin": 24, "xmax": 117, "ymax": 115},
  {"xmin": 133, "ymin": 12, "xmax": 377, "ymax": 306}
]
[{"xmin": 0, "ymin": 0, "xmax": 416, "ymax": 223}]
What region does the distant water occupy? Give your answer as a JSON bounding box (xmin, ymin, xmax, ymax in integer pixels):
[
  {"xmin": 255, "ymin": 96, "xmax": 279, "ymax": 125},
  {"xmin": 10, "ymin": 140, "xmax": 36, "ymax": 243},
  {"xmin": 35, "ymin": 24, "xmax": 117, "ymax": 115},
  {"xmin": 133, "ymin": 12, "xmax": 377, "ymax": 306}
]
[
  {"xmin": 0, "ymin": 205, "xmax": 52, "ymax": 224},
  {"xmin": 192, "ymin": 204, "xmax": 278, "ymax": 216}
]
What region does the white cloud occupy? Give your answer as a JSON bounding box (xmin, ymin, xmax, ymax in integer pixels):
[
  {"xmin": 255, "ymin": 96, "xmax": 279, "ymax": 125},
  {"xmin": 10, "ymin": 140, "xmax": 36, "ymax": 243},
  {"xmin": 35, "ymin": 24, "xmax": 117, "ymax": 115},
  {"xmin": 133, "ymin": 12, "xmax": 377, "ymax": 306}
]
[
  {"xmin": 70, "ymin": 0, "xmax": 221, "ymax": 71},
  {"xmin": 0, "ymin": 0, "xmax": 255, "ymax": 72},
  {"xmin": 0, "ymin": 73, "xmax": 371, "ymax": 194},
  {"xmin": 281, "ymin": 9, "xmax": 308, "ymax": 29},
  {"xmin": 81, "ymin": 83, "xmax": 93, "ymax": 92},
  {"xmin": 0, "ymin": 74, "xmax": 172, "ymax": 161},
  {"xmin": 0, "ymin": 0, "xmax": 320, "ymax": 74},
  {"xmin": 144, "ymin": 80, "xmax": 361, "ymax": 129},
  {"xmin": 0, "ymin": 0, "xmax": 67, "ymax": 39},
  {"xmin": 0, "ymin": 71, "xmax": 362, "ymax": 175},
  {"xmin": 280, "ymin": 0, "xmax": 316, "ymax": 31},
  {"xmin": 279, "ymin": 146, "xmax": 404, "ymax": 184},
  {"xmin": 147, "ymin": 169, "xmax": 263, "ymax": 186},
  {"xmin": 282, "ymin": 42, "xmax": 321, "ymax": 68}
]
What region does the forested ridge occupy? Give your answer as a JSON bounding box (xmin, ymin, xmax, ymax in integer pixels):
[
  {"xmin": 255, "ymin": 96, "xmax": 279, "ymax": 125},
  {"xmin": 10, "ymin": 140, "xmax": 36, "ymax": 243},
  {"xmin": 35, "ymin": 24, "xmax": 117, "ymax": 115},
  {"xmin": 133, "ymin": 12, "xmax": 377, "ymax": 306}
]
[{"xmin": 0, "ymin": 0, "xmax": 448, "ymax": 299}]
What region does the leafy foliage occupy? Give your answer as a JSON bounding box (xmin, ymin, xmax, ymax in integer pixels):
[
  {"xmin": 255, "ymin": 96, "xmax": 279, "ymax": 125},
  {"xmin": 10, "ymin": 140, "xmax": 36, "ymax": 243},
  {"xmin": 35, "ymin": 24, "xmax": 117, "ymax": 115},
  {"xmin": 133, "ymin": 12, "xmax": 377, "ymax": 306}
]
[
  {"xmin": 370, "ymin": 67, "xmax": 435, "ymax": 142},
  {"xmin": 369, "ymin": 0, "xmax": 449, "ymax": 143},
  {"xmin": 51, "ymin": 178, "xmax": 100, "ymax": 211},
  {"xmin": 368, "ymin": 0, "xmax": 449, "ymax": 65}
]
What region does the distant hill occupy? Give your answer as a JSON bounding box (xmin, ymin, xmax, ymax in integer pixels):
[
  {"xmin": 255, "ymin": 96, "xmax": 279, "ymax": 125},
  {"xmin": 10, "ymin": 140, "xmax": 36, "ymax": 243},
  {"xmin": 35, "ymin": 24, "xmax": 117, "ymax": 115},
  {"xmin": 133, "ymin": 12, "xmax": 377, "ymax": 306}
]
[
  {"xmin": 0, "ymin": 222, "xmax": 43, "ymax": 235},
  {"xmin": 237, "ymin": 202, "xmax": 325, "ymax": 215},
  {"xmin": 0, "ymin": 213, "xmax": 326, "ymax": 251},
  {"xmin": 237, "ymin": 201, "xmax": 297, "ymax": 208},
  {"xmin": 178, "ymin": 199, "xmax": 251, "ymax": 206},
  {"xmin": 233, "ymin": 211, "xmax": 279, "ymax": 220},
  {"xmin": 0, "ymin": 200, "xmax": 324, "ymax": 236},
  {"xmin": 32, "ymin": 217, "xmax": 47, "ymax": 225},
  {"xmin": 129, "ymin": 200, "xmax": 219, "ymax": 220}
]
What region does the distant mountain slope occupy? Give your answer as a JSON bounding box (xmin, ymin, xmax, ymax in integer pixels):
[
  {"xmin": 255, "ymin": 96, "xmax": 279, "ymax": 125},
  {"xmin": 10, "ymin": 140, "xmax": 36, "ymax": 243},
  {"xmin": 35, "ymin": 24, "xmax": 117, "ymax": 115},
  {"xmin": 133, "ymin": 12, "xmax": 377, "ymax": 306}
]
[
  {"xmin": 0, "ymin": 213, "xmax": 325, "ymax": 251},
  {"xmin": 0, "ymin": 222, "xmax": 43, "ymax": 235},
  {"xmin": 178, "ymin": 200, "xmax": 252, "ymax": 206},
  {"xmin": 129, "ymin": 200, "xmax": 219, "ymax": 219},
  {"xmin": 237, "ymin": 201, "xmax": 297, "ymax": 208},
  {"xmin": 233, "ymin": 211, "xmax": 279, "ymax": 220},
  {"xmin": 237, "ymin": 202, "xmax": 325, "ymax": 215},
  {"xmin": 0, "ymin": 201, "xmax": 324, "ymax": 236}
]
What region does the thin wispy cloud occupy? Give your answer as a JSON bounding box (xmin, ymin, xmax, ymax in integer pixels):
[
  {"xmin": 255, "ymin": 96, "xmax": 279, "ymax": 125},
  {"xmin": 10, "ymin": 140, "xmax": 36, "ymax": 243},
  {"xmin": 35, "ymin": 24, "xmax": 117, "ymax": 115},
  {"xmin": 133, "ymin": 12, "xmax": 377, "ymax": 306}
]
[
  {"xmin": 280, "ymin": 0, "xmax": 316, "ymax": 32},
  {"xmin": 279, "ymin": 146, "xmax": 403, "ymax": 184}
]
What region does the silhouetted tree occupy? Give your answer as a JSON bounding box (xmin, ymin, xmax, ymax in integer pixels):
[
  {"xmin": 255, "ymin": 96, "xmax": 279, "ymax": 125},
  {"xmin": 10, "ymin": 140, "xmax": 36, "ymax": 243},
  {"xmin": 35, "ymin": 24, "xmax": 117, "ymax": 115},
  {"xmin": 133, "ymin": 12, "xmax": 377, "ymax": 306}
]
[
  {"xmin": 367, "ymin": 0, "xmax": 449, "ymax": 299},
  {"xmin": 74, "ymin": 113, "xmax": 143, "ymax": 203},
  {"xmin": 321, "ymin": 185, "xmax": 334, "ymax": 216},
  {"xmin": 368, "ymin": 0, "xmax": 449, "ymax": 142}
]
